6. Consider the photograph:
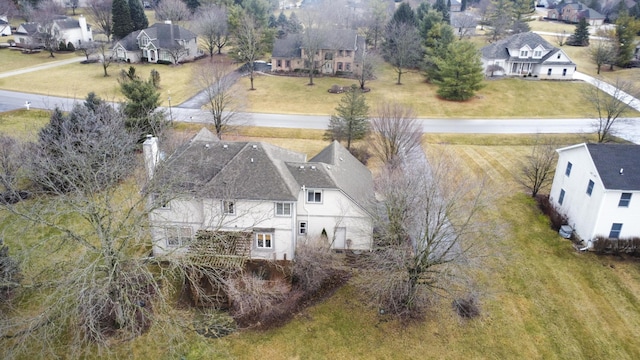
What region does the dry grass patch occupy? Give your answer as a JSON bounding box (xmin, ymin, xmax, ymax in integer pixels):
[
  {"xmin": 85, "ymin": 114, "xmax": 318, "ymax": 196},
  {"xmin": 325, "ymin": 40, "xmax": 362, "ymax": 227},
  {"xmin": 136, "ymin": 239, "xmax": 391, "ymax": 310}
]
[
  {"xmin": 0, "ymin": 109, "xmax": 50, "ymax": 140},
  {"xmin": 0, "ymin": 49, "xmax": 79, "ymax": 72}
]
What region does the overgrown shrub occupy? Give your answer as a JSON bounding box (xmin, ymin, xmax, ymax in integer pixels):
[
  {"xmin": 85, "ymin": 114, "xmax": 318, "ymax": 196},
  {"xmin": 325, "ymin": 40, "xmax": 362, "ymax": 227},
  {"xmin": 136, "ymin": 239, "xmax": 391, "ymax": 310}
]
[
  {"xmin": 226, "ymin": 273, "xmax": 289, "ymax": 326},
  {"xmin": 593, "ymin": 236, "xmax": 640, "ymax": 255},
  {"xmin": 292, "ymin": 240, "xmax": 341, "ymax": 294},
  {"xmin": 536, "ymin": 195, "xmax": 567, "ymax": 231},
  {"xmin": 66, "ymin": 42, "xmax": 75, "ymax": 52},
  {"xmin": 452, "ymin": 294, "xmax": 481, "ymax": 319},
  {"xmin": 58, "ymin": 41, "xmax": 67, "ymax": 51}
]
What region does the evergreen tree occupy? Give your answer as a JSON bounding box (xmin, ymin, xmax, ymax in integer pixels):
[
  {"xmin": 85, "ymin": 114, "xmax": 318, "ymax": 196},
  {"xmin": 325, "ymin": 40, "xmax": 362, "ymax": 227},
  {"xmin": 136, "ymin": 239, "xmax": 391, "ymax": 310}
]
[
  {"xmin": 615, "ymin": 12, "xmax": 640, "ymax": 67},
  {"xmin": 423, "ymin": 22, "xmax": 455, "ymax": 83},
  {"xmin": 129, "ymin": 0, "xmax": 148, "ymax": 31},
  {"xmin": 186, "ymin": 0, "xmax": 200, "ymax": 12},
  {"xmin": 569, "ymin": 17, "xmax": 589, "ymax": 46},
  {"xmin": 434, "ymin": 0, "xmax": 449, "ymax": 23},
  {"xmin": 287, "ymin": 12, "xmax": 301, "ymax": 34},
  {"xmin": 112, "ymin": 0, "xmax": 133, "ymax": 39},
  {"xmin": 120, "ymin": 74, "xmax": 164, "ymax": 136},
  {"xmin": 324, "ymin": 85, "xmax": 370, "ymax": 150},
  {"xmin": 392, "ymin": 2, "xmax": 417, "ymax": 26},
  {"xmin": 461, "ymin": 0, "xmax": 467, "ymax": 11},
  {"xmin": 435, "ymin": 41, "xmax": 484, "ymax": 101}
]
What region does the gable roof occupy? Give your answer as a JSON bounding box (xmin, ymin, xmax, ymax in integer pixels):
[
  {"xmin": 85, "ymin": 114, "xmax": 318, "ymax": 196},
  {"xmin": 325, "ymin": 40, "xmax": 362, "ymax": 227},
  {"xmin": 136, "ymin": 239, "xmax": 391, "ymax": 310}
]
[
  {"xmin": 308, "ymin": 140, "xmax": 374, "ymax": 211},
  {"xmin": 586, "ymin": 143, "xmax": 640, "ymax": 191},
  {"xmin": 16, "ymin": 23, "xmax": 38, "ymax": 36},
  {"xmin": 115, "ymin": 22, "xmax": 196, "ymax": 51},
  {"xmin": 272, "ymin": 29, "xmax": 360, "ymax": 58},
  {"xmin": 157, "ymin": 130, "xmax": 374, "ymax": 211},
  {"xmin": 481, "ymin": 32, "xmax": 554, "ymax": 60},
  {"xmin": 54, "ymin": 18, "xmax": 81, "ymax": 30}
]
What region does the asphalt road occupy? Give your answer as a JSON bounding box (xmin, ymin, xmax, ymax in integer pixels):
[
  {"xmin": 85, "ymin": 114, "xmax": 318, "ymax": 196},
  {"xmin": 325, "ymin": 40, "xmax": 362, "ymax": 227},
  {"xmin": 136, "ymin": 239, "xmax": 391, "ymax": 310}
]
[{"xmin": 2, "ymin": 89, "xmax": 639, "ymax": 143}]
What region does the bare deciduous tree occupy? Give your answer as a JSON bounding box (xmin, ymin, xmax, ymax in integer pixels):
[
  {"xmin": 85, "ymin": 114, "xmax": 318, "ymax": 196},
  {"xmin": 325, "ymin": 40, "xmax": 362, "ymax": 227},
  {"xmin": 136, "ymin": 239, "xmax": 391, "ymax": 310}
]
[
  {"xmin": 76, "ymin": 41, "xmax": 99, "ymax": 61},
  {"xmin": 382, "ymin": 22, "xmax": 423, "ymax": 85},
  {"xmin": 97, "ymin": 41, "xmax": 114, "ymax": 76},
  {"xmin": 299, "ymin": 8, "xmax": 328, "ymax": 86},
  {"xmin": 33, "ymin": 0, "xmax": 66, "ymax": 57},
  {"xmin": 553, "ymin": 30, "xmax": 567, "ymax": 47},
  {"xmin": 165, "ymin": 44, "xmax": 189, "ymax": 64},
  {"xmin": 357, "ymin": 48, "xmax": 379, "ymax": 91},
  {"xmin": 589, "ymin": 31, "xmax": 617, "ymax": 75},
  {"xmin": 193, "ymin": 4, "xmax": 229, "ymax": 56},
  {"xmin": 87, "ymin": 0, "xmax": 113, "ymax": 41},
  {"xmin": 370, "ymin": 102, "xmax": 422, "ymax": 166},
  {"xmin": 231, "ymin": 13, "xmax": 269, "ymax": 90},
  {"xmin": 0, "ymin": 0, "xmax": 17, "ymax": 18},
  {"xmin": 194, "ymin": 60, "xmax": 243, "ymax": 138},
  {"xmin": 519, "ymin": 135, "xmax": 558, "ymax": 197},
  {"xmin": 154, "ymin": 0, "xmax": 191, "ymax": 21},
  {"xmin": 358, "ymin": 146, "xmax": 488, "ymax": 318},
  {"xmin": 584, "ymin": 78, "xmax": 639, "ymax": 143}
]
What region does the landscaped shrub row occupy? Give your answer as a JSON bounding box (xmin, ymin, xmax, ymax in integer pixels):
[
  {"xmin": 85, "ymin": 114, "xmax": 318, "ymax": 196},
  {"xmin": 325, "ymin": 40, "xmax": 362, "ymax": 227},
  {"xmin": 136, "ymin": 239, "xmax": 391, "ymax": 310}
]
[
  {"xmin": 592, "ymin": 236, "xmax": 640, "ymax": 255},
  {"xmin": 536, "ymin": 194, "xmax": 567, "ymax": 231}
]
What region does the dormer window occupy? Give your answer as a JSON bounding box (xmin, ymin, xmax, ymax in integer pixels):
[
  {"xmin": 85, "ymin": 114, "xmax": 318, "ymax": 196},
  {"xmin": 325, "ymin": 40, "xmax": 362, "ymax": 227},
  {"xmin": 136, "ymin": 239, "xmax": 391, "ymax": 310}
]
[
  {"xmin": 140, "ymin": 36, "xmax": 149, "ymax": 46},
  {"xmin": 520, "ymin": 50, "xmax": 528, "ymax": 57},
  {"xmin": 533, "ymin": 50, "xmax": 542, "ymax": 58}
]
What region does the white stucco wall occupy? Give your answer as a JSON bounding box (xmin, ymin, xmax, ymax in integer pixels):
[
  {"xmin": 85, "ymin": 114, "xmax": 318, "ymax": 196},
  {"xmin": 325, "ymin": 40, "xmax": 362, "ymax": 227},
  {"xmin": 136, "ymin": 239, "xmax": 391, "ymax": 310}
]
[{"xmin": 550, "ymin": 144, "xmax": 640, "ymax": 246}]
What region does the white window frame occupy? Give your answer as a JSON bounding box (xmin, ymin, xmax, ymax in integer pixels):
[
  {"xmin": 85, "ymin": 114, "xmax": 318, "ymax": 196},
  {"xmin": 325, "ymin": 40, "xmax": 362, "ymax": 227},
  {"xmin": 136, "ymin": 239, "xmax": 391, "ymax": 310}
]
[
  {"xmin": 275, "ymin": 202, "xmax": 292, "ymax": 216},
  {"xmin": 307, "ymin": 189, "xmax": 322, "ymax": 203},
  {"xmin": 166, "ymin": 226, "xmax": 192, "ymax": 247},
  {"xmin": 520, "ymin": 50, "xmax": 528, "ymax": 57},
  {"xmin": 140, "ymin": 36, "xmax": 149, "ymax": 46},
  {"xmin": 256, "ymin": 232, "xmax": 273, "ymax": 249},
  {"xmin": 533, "ymin": 50, "xmax": 542, "ymax": 58},
  {"xmin": 565, "ymin": 162, "xmax": 572, "ymax": 176},
  {"xmin": 299, "ymin": 221, "xmax": 307, "ymax": 235},
  {"xmin": 609, "ymin": 223, "xmax": 623, "ymax": 239},
  {"xmin": 223, "ymin": 200, "xmax": 235, "ymax": 215}
]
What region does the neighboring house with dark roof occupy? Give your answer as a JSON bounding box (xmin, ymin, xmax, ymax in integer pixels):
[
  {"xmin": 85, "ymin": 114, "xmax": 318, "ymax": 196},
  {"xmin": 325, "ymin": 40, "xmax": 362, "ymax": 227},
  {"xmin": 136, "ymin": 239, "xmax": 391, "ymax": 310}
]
[
  {"xmin": 14, "ymin": 15, "xmax": 92, "ymax": 48},
  {"xmin": 449, "ymin": 0, "xmax": 462, "ymax": 12},
  {"xmin": 112, "ymin": 21, "xmax": 199, "ymax": 64},
  {"xmin": 480, "ymin": 32, "xmax": 576, "ymax": 79},
  {"xmin": 271, "ymin": 29, "xmax": 365, "ymax": 75},
  {"xmin": 550, "ymin": 143, "xmax": 640, "ymax": 248},
  {"xmin": 547, "ymin": 1, "xmax": 605, "ymax": 26},
  {"xmin": 143, "ymin": 128, "xmax": 374, "ymax": 262}
]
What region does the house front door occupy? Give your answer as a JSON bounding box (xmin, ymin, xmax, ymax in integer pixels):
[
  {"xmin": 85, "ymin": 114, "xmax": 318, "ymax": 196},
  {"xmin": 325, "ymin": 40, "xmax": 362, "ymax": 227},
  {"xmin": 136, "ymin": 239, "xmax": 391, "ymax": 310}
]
[
  {"xmin": 333, "ymin": 227, "xmax": 346, "ymax": 249},
  {"xmin": 149, "ymin": 50, "xmax": 156, "ymax": 62}
]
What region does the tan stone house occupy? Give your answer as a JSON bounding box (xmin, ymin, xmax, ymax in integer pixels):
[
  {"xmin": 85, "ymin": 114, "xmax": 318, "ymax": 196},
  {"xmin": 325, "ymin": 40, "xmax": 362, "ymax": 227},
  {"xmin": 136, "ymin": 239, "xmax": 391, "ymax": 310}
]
[{"xmin": 271, "ymin": 29, "xmax": 364, "ymax": 75}]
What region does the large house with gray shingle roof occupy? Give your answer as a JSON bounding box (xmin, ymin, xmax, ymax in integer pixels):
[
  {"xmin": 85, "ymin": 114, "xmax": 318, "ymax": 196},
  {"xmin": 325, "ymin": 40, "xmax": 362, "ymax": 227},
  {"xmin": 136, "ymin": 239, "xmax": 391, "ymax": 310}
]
[
  {"xmin": 547, "ymin": 1, "xmax": 605, "ymax": 26},
  {"xmin": 271, "ymin": 29, "xmax": 365, "ymax": 74},
  {"xmin": 481, "ymin": 32, "xmax": 576, "ymax": 79},
  {"xmin": 550, "ymin": 143, "xmax": 640, "ymax": 248},
  {"xmin": 143, "ymin": 128, "xmax": 374, "ymax": 261},
  {"xmin": 112, "ymin": 21, "xmax": 199, "ymax": 64}
]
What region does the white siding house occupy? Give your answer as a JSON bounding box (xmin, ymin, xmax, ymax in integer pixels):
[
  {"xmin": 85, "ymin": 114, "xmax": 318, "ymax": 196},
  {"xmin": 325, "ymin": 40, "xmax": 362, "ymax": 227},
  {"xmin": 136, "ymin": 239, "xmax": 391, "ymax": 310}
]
[
  {"xmin": 550, "ymin": 143, "xmax": 640, "ymax": 248},
  {"xmin": 481, "ymin": 32, "xmax": 576, "ymax": 79},
  {"xmin": 14, "ymin": 15, "xmax": 92, "ymax": 48},
  {"xmin": 144, "ymin": 128, "xmax": 374, "ymax": 262}
]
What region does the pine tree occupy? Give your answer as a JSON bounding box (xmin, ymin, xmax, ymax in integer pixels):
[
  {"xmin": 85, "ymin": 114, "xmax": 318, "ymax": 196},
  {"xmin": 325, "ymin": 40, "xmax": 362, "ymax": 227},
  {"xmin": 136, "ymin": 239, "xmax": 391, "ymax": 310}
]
[
  {"xmin": 435, "ymin": 41, "xmax": 484, "ymax": 101},
  {"xmin": 570, "ymin": 17, "xmax": 589, "ymax": 46},
  {"xmin": 392, "ymin": 2, "xmax": 417, "ymax": 26},
  {"xmin": 615, "ymin": 12, "xmax": 640, "ymax": 67},
  {"xmin": 129, "ymin": 0, "xmax": 148, "ymax": 31},
  {"xmin": 112, "ymin": 0, "xmax": 133, "ymax": 39},
  {"xmin": 324, "ymin": 85, "xmax": 370, "ymax": 150},
  {"xmin": 186, "ymin": 0, "xmax": 200, "ymax": 12}
]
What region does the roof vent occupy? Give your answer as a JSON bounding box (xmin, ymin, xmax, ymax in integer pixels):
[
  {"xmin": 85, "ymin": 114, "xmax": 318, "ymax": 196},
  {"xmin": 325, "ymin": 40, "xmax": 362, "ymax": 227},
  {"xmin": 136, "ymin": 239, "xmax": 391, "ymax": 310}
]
[
  {"xmin": 339, "ymin": 157, "xmax": 344, "ymax": 161},
  {"xmin": 251, "ymin": 158, "xmax": 254, "ymax": 163},
  {"xmin": 299, "ymin": 165, "xmax": 305, "ymax": 170},
  {"xmin": 223, "ymin": 144, "xmax": 228, "ymax": 149},
  {"xmin": 311, "ymin": 165, "xmax": 316, "ymax": 170},
  {"xmin": 252, "ymin": 144, "xmax": 258, "ymax": 149},
  {"xmin": 620, "ymin": 168, "xmax": 624, "ymax": 175},
  {"xmin": 204, "ymin": 144, "xmax": 210, "ymax": 148}
]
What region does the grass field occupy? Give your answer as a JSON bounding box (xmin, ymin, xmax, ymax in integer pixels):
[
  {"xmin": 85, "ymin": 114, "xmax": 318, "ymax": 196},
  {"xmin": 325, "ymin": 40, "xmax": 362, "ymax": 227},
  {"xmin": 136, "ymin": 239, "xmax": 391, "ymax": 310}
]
[{"xmin": 4, "ymin": 116, "xmax": 640, "ymax": 358}]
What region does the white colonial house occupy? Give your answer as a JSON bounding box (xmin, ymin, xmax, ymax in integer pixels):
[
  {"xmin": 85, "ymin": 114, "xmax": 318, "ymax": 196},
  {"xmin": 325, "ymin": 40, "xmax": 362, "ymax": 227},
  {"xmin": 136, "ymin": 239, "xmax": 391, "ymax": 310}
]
[
  {"xmin": 143, "ymin": 128, "xmax": 374, "ymax": 262},
  {"xmin": 550, "ymin": 143, "xmax": 640, "ymax": 248},
  {"xmin": 112, "ymin": 21, "xmax": 200, "ymax": 64},
  {"xmin": 481, "ymin": 32, "xmax": 576, "ymax": 79},
  {"xmin": 14, "ymin": 15, "xmax": 92, "ymax": 48}
]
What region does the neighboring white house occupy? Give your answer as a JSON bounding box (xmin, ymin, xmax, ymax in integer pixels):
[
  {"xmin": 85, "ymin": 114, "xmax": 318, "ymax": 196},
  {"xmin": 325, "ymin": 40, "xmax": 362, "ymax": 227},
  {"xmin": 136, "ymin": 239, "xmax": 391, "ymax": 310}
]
[
  {"xmin": 112, "ymin": 21, "xmax": 200, "ymax": 64},
  {"xmin": 550, "ymin": 143, "xmax": 640, "ymax": 248},
  {"xmin": 14, "ymin": 15, "xmax": 92, "ymax": 48},
  {"xmin": 481, "ymin": 32, "xmax": 576, "ymax": 79},
  {"xmin": 0, "ymin": 16, "xmax": 11, "ymax": 36},
  {"xmin": 143, "ymin": 128, "xmax": 374, "ymax": 262}
]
